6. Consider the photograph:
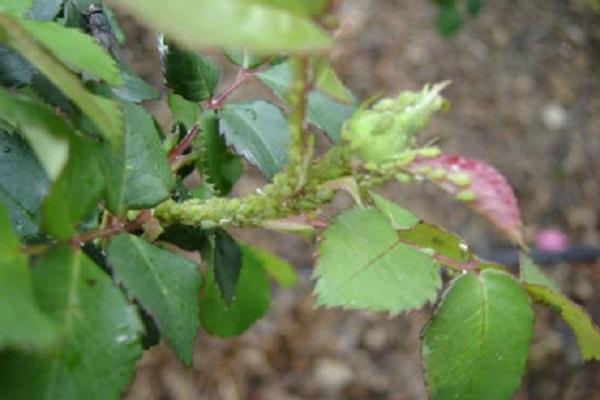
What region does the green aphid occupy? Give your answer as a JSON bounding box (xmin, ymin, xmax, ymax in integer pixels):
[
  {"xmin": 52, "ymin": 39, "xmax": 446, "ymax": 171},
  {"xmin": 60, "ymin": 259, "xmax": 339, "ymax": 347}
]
[
  {"xmin": 447, "ymin": 172, "xmax": 472, "ymax": 186},
  {"xmin": 455, "ymin": 190, "xmax": 476, "ymax": 202},
  {"xmin": 427, "ymin": 167, "xmax": 447, "ymax": 180}
]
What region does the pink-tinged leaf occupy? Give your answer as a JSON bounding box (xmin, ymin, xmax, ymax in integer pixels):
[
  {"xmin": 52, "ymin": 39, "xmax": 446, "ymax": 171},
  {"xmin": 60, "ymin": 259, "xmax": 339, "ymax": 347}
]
[{"xmin": 407, "ymin": 154, "xmax": 523, "ymax": 244}]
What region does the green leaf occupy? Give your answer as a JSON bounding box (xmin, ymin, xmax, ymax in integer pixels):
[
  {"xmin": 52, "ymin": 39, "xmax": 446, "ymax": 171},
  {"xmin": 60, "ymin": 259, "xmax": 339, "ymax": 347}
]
[
  {"xmin": 102, "ymin": 103, "xmax": 175, "ymax": 214},
  {"xmin": 42, "ymin": 135, "xmax": 104, "ymax": 239},
  {"xmin": 422, "ymin": 269, "xmax": 534, "ymax": 400},
  {"xmin": 161, "ymin": 39, "xmax": 219, "ymax": 102},
  {"xmin": 111, "ymin": 61, "xmax": 160, "ymax": 103},
  {"xmin": 19, "ymin": 19, "xmax": 121, "ymax": 85},
  {"xmin": 313, "ymin": 57, "xmax": 354, "ymax": 104},
  {"xmin": 168, "ymin": 93, "xmax": 199, "ymax": 130},
  {"xmin": 29, "ymin": 0, "xmax": 64, "ymax": 20},
  {"xmin": 241, "ymin": 244, "xmax": 296, "ymax": 288},
  {"xmin": 197, "ymin": 111, "xmax": 243, "ymax": 196},
  {"xmin": 109, "ymin": 0, "xmax": 331, "ymax": 54},
  {"xmin": 314, "ymin": 207, "xmax": 441, "ymax": 314},
  {"xmin": 397, "ymin": 222, "xmax": 472, "ymax": 263},
  {"xmin": 257, "ymin": 62, "xmax": 356, "ymax": 143},
  {"xmin": 466, "ymin": 0, "xmax": 484, "ymax": 15},
  {"xmin": 0, "ymin": 88, "xmax": 70, "ymax": 181},
  {"xmin": 107, "ymin": 234, "xmax": 201, "ymax": 365},
  {"xmin": 200, "ymin": 245, "xmax": 270, "ymax": 337},
  {"xmin": 0, "ymin": 13, "xmax": 123, "ymax": 146},
  {"xmin": 436, "ymin": 2, "xmax": 463, "ymax": 37},
  {"xmin": 203, "ymin": 230, "xmax": 242, "ymax": 305},
  {"xmin": 0, "ymin": 0, "xmax": 33, "ymax": 15},
  {"xmin": 520, "ymin": 252, "xmax": 559, "ymax": 292},
  {"xmin": 0, "ymin": 204, "xmax": 57, "ymax": 350},
  {"xmin": 370, "ymin": 192, "xmax": 419, "ymax": 229},
  {"xmin": 0, "ymin": 46, "xmax": 33, "ymax": 87},
  {"xmin": 224, "ymin": 48, "xmax": 265, "ymax": 70},
  {"xmin": 247, "ymin": 0, "xmax": 329, "ymax": 16},
  {"xmin": 0, "ymin": 130, "xmax": 49, "ymax": 239},
  {"xmin": 526, "ymin": 284, "xmax": 600, "ymax": 361},
  {"xmin": 219, "ymin": 100, "xmax": 289, "ymax": 179},
  {"xmin": 0, "ymin": 246, "xmax": 143, "ymax": 400}
]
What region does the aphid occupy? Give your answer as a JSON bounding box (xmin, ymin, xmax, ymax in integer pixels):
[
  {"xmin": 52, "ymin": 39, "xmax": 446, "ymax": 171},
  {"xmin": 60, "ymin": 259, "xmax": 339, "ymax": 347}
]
[{"xmin": 83, "ymin": 4, "xmax": 120, "ymax": 57}]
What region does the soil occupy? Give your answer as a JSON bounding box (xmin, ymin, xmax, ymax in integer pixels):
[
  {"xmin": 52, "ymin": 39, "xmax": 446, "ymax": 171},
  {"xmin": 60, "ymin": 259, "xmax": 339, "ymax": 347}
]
[{"xmin": 122, "ymin": 1, "xmax": 600, "ymax": 399}]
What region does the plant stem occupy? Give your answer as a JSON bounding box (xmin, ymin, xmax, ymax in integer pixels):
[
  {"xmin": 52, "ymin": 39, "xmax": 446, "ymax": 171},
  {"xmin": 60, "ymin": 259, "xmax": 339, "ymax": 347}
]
[
  {"xmin": 68, "ymin": 210, "xmax": 152, "ymax": 246},
  {"xmin": 208, "ymin": 68, "xmax": 254, "ymax": 110},
  {"xmin": 168, "ymin": 123, "xmax": 200, "ymax": 164}
]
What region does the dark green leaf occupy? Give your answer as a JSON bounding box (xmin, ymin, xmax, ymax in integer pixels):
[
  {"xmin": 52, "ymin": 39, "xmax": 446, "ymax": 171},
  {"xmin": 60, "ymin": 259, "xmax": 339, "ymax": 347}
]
[
  {"xmin": 315, "ymin": 207, "xmax": 441, "ymax": 314},
  {"xmin": 107, "ymin": 234, "xmax": 201, "ymax": 365},
  {"xmin": 436, "ymin": 2, "xmax": 463, "ymax": 37},
  {"xmin": 219, "ymin": 100, "xmax": 289, "ymax": 179},
  {"xmin": 200, "ymin": 245, "xmax": 270, "ymax": 337},
  {"xmin": 111, "ymin": 61, "xmax": 160, "ymax": 103},
  {"xmin": 197, "ymin": 111, "xmax": 242, "ymax": 196},
  {"xmin": 0, "ymin": 130, "xmax": 49, "ymax": 239},
  {"xmin": 466, "ymin": 0, "xmax": 484, "ymax": 15},
  {"xmin": 42, "ymin": 135, "xmax": 104, "ymax": 239},
  {"xmin": 110, "ymin": 0, "xmax": 331, "ymax": 53},
  {"xmin": 202, "ymin": 229, "xmax": 243, "ymax": 305},
  {"xmin": 0, "ymin": 204, "xmax": 57, "ymax": 350},
  {"xmin": 0, "ymin": 46, "xmax": 33, "ymax": 87},
  {"xmin": 102, "ymin": 103, "xmax": 175, "ymax": 214},
  {"xmin": 29, "ymin": 0, "xmax": 64, "ymax": 20},
  {"xmin": 0, "ymin": 87, "xmax": 70, "ymax": 181},
  {"xmin": 162, "ymin": 39, "xmax": 219, "ymax": 102},
  {"xmin": 159, "ymin": 224, "xmax": 208, "ymax": 252},
  {"xmin": 0, "ymin": 246, "xmax": 143, "ymax": 400},
  {"xmin": 241, "ymin": 244, "xmax": 296, "ymax": 288},
  {"xmin": 422, "ymin": 270, "xmax": 534, "ymax": 400},
  {"xmin": 526, "ymin": 284, "xmax": 600, "ymax": 360}
]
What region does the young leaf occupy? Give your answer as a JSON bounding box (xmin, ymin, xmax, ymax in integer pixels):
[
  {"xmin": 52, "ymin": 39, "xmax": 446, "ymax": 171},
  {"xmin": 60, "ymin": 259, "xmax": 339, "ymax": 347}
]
[
  {"xmin": 0, "ymin": 0, "xmax": 33, "ymax": 15},
  {"xmin": 520, "ymin": 252, "xmax": 559, "ymax": 292},
  {"xmin": 109, "ymin": 0, "xmax": 331, "ymax": 53},
  {"xmin": 257, "ymin": 62, "xmax": 356, "ymax": 143},
  {"xmin": 422, "ymin": 269, "xmax": 534, "ymax": 400},
  {"xmin": 200, "ymin": 245, "xmax": 270, "ymax": 337},
  {"xmin": 107, "ymin": 234, "xmax": 202, "ymax": 365},
  {"xmin": 0, "ymin": 88, "xmax": 70, "ymax": 181},
  {"xmin": 102, "ymin": 103, "xmax": 175, "ymax": 214},
  {"xmin": 196, "ymin": 111, "xmax": 242, "ymax": 196},
  {"xmin": 168, "ymin": 93, "xmax": 199, "ymax": 130},
  {"xmin": 219, "ymin": 100, "xmax": 289, "ymax": 179},
  {"xmin": 526, "ymin": 284, "xmax": 600, "ymax": 360},
  {"xmin": 19, "ymin": 19, "xmax": 122, "ymax": 85},
  {"xmin": 224, "ymin": 48, "xmax": 265, "ymax": 70},
  {"xmin": 248, "ymin": 0, "xmax": 329, "ymax": 16},
  {"xmin": 314, "ymin": 207, "xmax": 441, "ymax": 314},
  {"xmin": 0, "ymin": 130, "xmax": 49, "ymax": 238},
  {"xmin": 202, "ymin": 229, "xmax": 242, "ymax": 305},
  {"xmin": 111, "ymin": 61, "xmax": 160, "ymax": 103},
  {"xmin": 240, "ymin": 244, "xmax": 296, "ymax": 288},
  {"xmin": 41, "ymin": 135, "xmax": 104, "ymax": 239},
  {"xmin": 370, "ymin": 191, "xmax": 419, "ymax": 229},
  {"xmin": 313, "ymin": 57, "xmax": 354, "ymax": 104},
  {"xmin": 161, "ymin": 39, "xmax": 219, "ymax": 102},
  {"xmin": 0, "ymin": 246, "xmax": 143, "ymax": 400},
  {"xmin": 407, "ymin": 153, "xmax": 524, "ymax": 244},
  {"xmin": 0, "ymin": 204, "xmax": 57, "ymax": 350},
  {"xmin": 0, "ymin": 13, "xmax": 123, "ymax": 146}
]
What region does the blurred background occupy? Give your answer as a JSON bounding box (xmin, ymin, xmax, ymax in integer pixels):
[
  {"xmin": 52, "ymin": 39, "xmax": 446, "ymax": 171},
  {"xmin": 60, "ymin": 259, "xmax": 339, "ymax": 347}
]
[{"xmin": 120, "ymin": 1, "xmax": 600, "ymax": 399}]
